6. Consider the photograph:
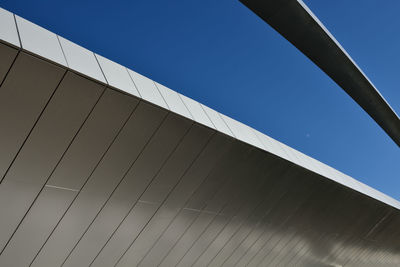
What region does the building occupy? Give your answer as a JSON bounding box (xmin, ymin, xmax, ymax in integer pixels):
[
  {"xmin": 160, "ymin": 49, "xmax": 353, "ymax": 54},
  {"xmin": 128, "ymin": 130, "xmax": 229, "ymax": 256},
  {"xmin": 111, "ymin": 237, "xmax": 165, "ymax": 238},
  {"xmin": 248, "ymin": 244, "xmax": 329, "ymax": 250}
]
[{"xmin": 0, "ymin": 3, "xmax": 399, "ymax": 266}]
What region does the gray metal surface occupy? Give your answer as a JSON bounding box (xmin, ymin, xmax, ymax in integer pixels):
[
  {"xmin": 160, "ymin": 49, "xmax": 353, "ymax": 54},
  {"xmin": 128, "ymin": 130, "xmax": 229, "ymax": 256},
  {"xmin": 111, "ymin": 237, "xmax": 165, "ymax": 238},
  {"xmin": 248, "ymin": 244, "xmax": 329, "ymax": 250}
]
[
  {"xmin": 0, "ymin": 5, "xmax": 399, "ymax": 267},
  {"xmin": 239, "ymin": 0, "xmax": 400, "ymax": 147}
]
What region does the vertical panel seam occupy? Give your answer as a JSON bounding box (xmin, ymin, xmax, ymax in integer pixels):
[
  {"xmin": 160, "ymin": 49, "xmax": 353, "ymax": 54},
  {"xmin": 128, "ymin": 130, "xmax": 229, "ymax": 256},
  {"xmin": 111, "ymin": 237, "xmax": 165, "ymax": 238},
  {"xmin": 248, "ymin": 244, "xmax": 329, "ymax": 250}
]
[
  {"xmin": 0, "ymin": 69, "xmax": 67, "ymax": 184},
  {"xmin": 56, "ymin": 35, "xmax": 69, "ymax": 68},
  {"xmin": 0, "ymin": 79, "xmax": 105, "ymax": 257},
  {"xmin": 152, "ymin": 81, "xmax": 171, "ymax": 110},
  {"xmin": 12, "ymin": 14, "xmax": 22, "ymax": 49},
  {"xmin": 124, "ymin": 67, "xmax": 143, "ymax": 98},
  {"xmin": 135, "ymin": 131, "xmax": 216, "ymax": 266},
  {"xmin": 93, "ymin": 53, "xmax": 109, "ymax": 85},
  {"xmin": 28, "ymin": 98, "xmax": 142, "ymax": 266},
  {"xmin": 63, "ymin": 116, "xmax": 192, "ymax": 267}
]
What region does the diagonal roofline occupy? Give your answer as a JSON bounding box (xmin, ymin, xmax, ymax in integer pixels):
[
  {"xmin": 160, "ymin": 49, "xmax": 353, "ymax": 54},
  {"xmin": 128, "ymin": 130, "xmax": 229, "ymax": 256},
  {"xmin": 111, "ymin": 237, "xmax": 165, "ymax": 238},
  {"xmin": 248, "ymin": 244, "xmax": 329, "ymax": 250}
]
[{"xmin": 0, "ymin": 6, "xmax": 398, "ymax": 209}]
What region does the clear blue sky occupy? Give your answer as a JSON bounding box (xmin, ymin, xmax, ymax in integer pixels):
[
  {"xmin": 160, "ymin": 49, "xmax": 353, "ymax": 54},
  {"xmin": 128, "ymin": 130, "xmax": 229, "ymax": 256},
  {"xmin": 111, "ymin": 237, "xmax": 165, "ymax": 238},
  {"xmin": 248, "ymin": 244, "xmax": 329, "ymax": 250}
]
[{"xmin": 1, "ymin": 0, "xmax": 399, "ymax": 199}]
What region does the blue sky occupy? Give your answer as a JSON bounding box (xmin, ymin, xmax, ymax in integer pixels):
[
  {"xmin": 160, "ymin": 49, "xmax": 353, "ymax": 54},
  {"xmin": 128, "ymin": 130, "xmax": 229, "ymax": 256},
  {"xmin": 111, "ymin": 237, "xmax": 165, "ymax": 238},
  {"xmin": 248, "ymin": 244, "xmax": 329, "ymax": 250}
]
[{"xmin": 1, "ymin": 0, "xmax": 399, "ymax": 199}]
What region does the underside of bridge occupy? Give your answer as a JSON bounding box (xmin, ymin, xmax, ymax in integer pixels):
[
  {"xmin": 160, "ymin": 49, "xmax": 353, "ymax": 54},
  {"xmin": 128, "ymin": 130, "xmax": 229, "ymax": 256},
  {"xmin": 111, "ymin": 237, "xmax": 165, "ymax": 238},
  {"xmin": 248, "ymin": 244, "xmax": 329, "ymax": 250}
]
[{"xmin": 0, "ymin": 4, "xmax": 399, "ymax": 267}]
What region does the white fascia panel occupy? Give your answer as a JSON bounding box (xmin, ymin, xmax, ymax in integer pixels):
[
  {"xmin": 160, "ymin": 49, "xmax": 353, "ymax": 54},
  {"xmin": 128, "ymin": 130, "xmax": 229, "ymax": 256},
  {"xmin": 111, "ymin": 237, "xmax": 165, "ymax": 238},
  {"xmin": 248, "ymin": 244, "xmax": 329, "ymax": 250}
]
[
  {"xmin": 357, "ymin": 182, "xmax": 375, "ymax": 200},
  {"xmin": 302, "ymin": 155, "xmax": 320, "ymax": 174},
  {"xmin": 58, "ymin": 37, "xmax": 106, "ymax": 83},
  {"xmin": 289, "ymin": 148, "xmax": 310, "ymax": 171},
  {"xmin": 321, "ymin": 165, "xmax": 339, "ymax": 183},
  {"xmin": 298, "ymin": 151, "xmax": 320, "ymax": 174},
  {"xmin": 313, "ymin": 160, "xmax": 328, "ymax": 177},
  {"xmin": 95, "ymin": 54, "xmax": 140, "ymax": 98},
  {"xmin": 179, "ymin": 94, "xmax": 215, "ymax": 129},
  {"xmin": 320, "ymin": 162, "xmax": 336, "ymax": 180},
  {"xmin": 293, "ymin": 150, "xmax": 316, "ymax": 172},
  {"xmin": 330, "ymin": 168, "xmax": 349, "ymax": 187},
  {"xmin": 0, "ymin": 8, "xmax": 20, "ymax": 47},
  {"xmin": 338, "ymin": 171, "xmax": 356, "ymax": 189},
  {"xmin": 154, "ymin": 82, "xmax": 192, "ymax": 120},
  {"xmin": 308, "ymin": 158, "xmax": 330, "ymax": 178},
  {"xmin": 253, "ymin": 130, "xmax": 288, "ymax": 161},
  {"xmin": 346, "ymin": 173, "xmax": 364, "ymax": 192},
  {"xmin": 242, "ymin": 126, "xmax": 266, "ymax": 150},
  {"xmin": 276, "ymin": 141, "xmax": 300, "ymax": 166},
  {"xmin": 201, "ymin": 105, "xmax": 234, "ymax": 137},
  {"xmin": 367, "ymin": 184, "xmax": 394, "ymax": 207},
  {"xmin": 220, "ymin": 114, "xmax": 264, "ymax": 150},
  {"xmin": 15, "ymin": 16, "xmax": 67, "ymax": 66},
  {"xmin": 127, "ymin": 69, "xmax": 168, "ymax": 109},
  {"xmin": 286, "ymin": 148, "xmax": 302, "ymax": 167}
]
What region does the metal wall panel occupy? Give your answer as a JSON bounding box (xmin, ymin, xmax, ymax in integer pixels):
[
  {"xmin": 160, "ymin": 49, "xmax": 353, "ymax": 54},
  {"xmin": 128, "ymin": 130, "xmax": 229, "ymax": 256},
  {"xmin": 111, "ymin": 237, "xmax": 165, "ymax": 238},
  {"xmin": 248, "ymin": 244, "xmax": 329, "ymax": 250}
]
[
  {"xmin": 189, "ymin": 152, "xmax": 277, "ymax": 267},
  {"xmin": 155, "ymin": 82, "xmax": 193, "ymax": 120},
  {"xmin": 0, "ymin": 8, "xmax": 20, "ymax": 47},
  {"xmin": 106, "ymin": 124, "xmax": 213, "ymax": 267},
  {"xmin": 0, "ymin": 6, "xmax": 399, "ymax": 266},
  {"xmin": 0, "ymin": 89, "xmax": 138, "ymax": 267},
  {"xmin": 159, "ymin": 143, "xmax": 254, "ymax": 267},
  {"xmin": 95, "ymin": 54, "xmax": 140, "ymax": 98},
  {"xmin": 128, "ymin": 69, "xmax": 169, "ymax": 110},
  {"xmin": 193, "ymin": 155, "xmax": 285, "ymax": 266},
  {"xmin": 0, "ymin": 43, "xmax": 18, "ymax": 89},
  {"xmin": 256, "ymin": 182, "xmax": 338, "ymax": 266},
  {"xmin": 323, "ymin": 201, "xmax": 387, "ymax": 266},
  {"xmin": 222, "ymin": 167, "xmax": 305, "ymax": 266},
  {"xmin": 235, "ymin": 171, "xmax": 319, "ymax": 267},
  {"xmin": 178, "ymin": 151, "xmax": 267, "ymax": 267},
  {"xmin": 90, "ymin": 201, "xmax": 159, "ymax": 267},
  {"xmin": 285, "ymin": 190, "xmax": 357, "ymax": 266},
  {"xmin": 0, "ymin": 71, "xmax": 103, "ymax": 252},
  {"xmin": 58, "ymin": 37, "xmax": 106, "ymax": 83},
  {"xmin": 135, "ymin": 133, "xmax": 234, "ymax": 266},
  {"xmin": 303, "ymin": 196, "xmax": 374, "ymax": 266},
  {"xmin": 0, "ymin": 186, "xmax": 75, "ymax": 267},
  {"xmin": 207, "ymin": 160, "xmax": 287, "ymax": 267},
  {"xmin": 358, "ymin": 213, "xmax": 400, "ymax": 266},
  {"xmin": 1, "ymin": 6, "xmax": 398, "ymax": 212},
  {"xmin": 0, "ymin": 71, "xmax": 103, "ymax": 247},
  {"xmin": 72, "ymin": 114, "xmax": 191, "ymax": 267},
  {"xmin": 30, "ymin": 102, "xmax": 167, "ymax": 267},
  {"xmin": 0, "ymin": 53, "xmax": 65, "ymax": 180},
  {"xmin": 62, "ymin": 114, "xmax": 195, "ymax": 267},
  {"xmin": 15, "ymin": 16, "xmax": 67, "ymax": 66},
  {"xmin": 47, "ymin": 89, "xmax": 139, "ymax": 190}
]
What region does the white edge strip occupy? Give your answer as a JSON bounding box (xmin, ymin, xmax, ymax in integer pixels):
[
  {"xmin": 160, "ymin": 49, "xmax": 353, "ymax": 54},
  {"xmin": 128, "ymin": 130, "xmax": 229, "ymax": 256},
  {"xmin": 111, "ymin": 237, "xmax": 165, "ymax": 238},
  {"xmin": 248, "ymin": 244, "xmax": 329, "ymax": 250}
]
[
  {"xmin": 178, "ymin": 94, "xmax": 215, "ymax": 129},
  {"xmin": 201, "ymin": 105, "xmax": 235, "ymax": 137},
  {"xmin": 126, "ymin": 69, "xmax": 169, "ymax": 109},
  {"xmin": 15, "ymin": 15, "xmax": 67, "ymax": 66},
  {"xmin": 154, "ymin": 82, "xmax": 193, "ymax": 120},
  {"xmin": 0, "ymin": 7, "xmax": 20, "ymax": 47},
  {"xmin": 95, "ymin": 54, "xmax": 140, "ymax": 98},
  {"xmin": 58, "ymin": 36, "xmax": 106, "ymax": 83},
  {"xmin": 1, "ymin": 6, "xmax": 398, "ymax": 210}
]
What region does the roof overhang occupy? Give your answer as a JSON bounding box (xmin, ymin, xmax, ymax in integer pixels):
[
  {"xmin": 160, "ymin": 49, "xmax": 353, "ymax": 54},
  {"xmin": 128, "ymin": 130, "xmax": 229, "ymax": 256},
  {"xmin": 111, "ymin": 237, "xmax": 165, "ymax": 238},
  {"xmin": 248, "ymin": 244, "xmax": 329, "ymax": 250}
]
[{"xmin": 0, "ymin": 5, "xmax": 399, "ymax": 266}]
